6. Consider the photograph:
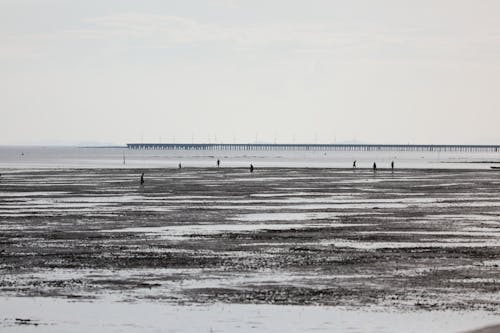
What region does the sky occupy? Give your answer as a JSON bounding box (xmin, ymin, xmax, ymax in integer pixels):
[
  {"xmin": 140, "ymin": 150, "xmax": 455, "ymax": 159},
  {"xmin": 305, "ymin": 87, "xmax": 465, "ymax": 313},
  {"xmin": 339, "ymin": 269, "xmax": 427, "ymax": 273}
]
[{"xmin": 1, "ymin": 0, "xmax": 500, "ymax": 145}]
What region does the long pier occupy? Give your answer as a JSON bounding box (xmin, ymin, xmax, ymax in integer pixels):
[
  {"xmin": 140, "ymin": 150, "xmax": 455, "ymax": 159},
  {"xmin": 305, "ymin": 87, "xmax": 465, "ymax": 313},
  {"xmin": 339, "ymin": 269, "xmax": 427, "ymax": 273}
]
[{"xmin": 127, "ymin": 143, "xmax": 500, "ymax": 153}]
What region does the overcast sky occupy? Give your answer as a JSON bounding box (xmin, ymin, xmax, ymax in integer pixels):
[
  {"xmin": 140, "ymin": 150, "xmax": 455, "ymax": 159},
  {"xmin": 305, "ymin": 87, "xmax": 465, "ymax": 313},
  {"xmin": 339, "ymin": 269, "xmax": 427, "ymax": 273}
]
[{"xmin": 1, "ymin": 0, "xmax": 500, "ymax": 145}]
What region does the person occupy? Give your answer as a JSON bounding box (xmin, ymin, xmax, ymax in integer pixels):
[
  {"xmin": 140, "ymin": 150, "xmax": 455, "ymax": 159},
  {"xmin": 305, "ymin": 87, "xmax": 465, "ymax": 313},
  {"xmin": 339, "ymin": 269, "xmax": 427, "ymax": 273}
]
[
  {"xmin": 250, "ymin": 164, "xmax": 254, "ymax": 173},
  {"xmin": 391, "ymin": 161, "xmax": 394, "ymax": 171},
  {"xmin": 140, "ymin": 173, "xmax": 144, "ymax": 185},
  {"xmin": 217, "ymin": 159, "xmax": 220, "ymax": 168},
  {"xmin": 373, "ymin": 162, "xmax": 377, "ymax": 171},
  {"xmin": 353, "ymin": 160, "xmax": 357, "ymax": 169},
  {"xmin": 178, "ymin": 163, "xmax": 182, "ymax": 169}
]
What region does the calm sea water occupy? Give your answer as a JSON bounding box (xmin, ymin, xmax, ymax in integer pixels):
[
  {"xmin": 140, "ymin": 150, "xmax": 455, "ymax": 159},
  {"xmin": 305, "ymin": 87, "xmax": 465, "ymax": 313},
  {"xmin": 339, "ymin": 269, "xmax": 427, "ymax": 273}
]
[{"xmin": 0, "ymin": 145, "xmax": 500, "ymax": 169}]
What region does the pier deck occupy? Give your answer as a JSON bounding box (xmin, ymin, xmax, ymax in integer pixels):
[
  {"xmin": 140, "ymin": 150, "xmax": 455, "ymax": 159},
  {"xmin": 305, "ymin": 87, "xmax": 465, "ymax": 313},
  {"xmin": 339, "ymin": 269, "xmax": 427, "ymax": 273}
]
[{"xmin": 127, "ymin": 143, "xmax": 500, "ymax": 153}]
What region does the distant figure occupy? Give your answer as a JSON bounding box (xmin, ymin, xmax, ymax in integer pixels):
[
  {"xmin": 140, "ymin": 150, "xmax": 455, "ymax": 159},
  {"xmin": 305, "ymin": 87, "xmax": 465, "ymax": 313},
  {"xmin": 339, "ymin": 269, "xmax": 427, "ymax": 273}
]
[
  {"xmin": 140, "ymin": 173, "xmax": 144, "ymax": 185},
  {"xmin": 178, "ymin": 163, "xmax": 182, "ymax": 169},
  {"xmin": 391, "ymin": 161, "xmax": 394, "ymax": 171},
  {"xmin": 21, "ymin": 152, "xmax": 24, "ymax": 157},
  {"xmin": 250, "ymin": 164, "xmax": 254, "ymax": 173},
  {"xmin": 217, "ymin": 159, "xmax": 220, "ymax": 168},
  {"xmin": 353, "ymin": 160, "xmax": 357, "ymax": 169},
  {"xmin": 373, "ymin": 162, "xmax": 377, "ymax": 171},
  {"xmin": 123, "ymin": 154, "xmax": 126, "ymax": 165}
]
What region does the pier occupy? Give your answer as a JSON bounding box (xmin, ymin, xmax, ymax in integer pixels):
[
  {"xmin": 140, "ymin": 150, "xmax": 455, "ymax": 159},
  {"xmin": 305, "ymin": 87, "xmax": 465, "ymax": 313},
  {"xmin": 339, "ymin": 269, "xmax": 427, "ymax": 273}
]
[{"xmin": 126, "ymin": 143, "xmax": 500, "ymax": 153}]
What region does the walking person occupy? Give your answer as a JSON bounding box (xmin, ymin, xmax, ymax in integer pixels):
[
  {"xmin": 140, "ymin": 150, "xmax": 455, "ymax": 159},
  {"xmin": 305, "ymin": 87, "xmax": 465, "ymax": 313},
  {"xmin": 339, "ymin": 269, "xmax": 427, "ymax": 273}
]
[
  {"xmin": 217, "ymin": 159, "xmax": 220, "ymax": 168},
  {"xmin": 178, "ymin": 163, "xmax": 182, "ymax": 169},
  {"xmin": 353, "ymin": 160, "xmax": 357, "ymax": 169},
  {"xmin": 391, "ymin": 161, "xmax": 394, "ymax": 171},
  {"xmin": 140, "ymin": 173, "xmax": 144, "ymax": 185},
  {"xmin": 250, "ymin": 164, "xmax": 254, "ymax": 173},
  {"xmin": 373, "ymin": 162, "xmax": 377, "ymax": 171}
]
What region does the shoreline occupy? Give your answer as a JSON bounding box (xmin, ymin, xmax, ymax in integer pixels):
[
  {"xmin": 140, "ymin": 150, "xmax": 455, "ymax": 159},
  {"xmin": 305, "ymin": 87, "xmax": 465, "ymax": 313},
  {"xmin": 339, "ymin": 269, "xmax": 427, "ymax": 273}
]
[{"xmin": 2, "ymin": 166, "xmax": 500, "ymax": 171}]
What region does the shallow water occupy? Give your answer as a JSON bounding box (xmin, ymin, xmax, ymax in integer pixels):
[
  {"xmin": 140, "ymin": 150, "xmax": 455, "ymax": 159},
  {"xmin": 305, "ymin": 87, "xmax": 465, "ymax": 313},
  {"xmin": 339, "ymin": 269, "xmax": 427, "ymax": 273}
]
[
  {"xmin": 104, "ymin": 223, "xmax": 332, "ymax": 239},
  {"xmin": 1, "ymin": 297, "xmax": 498, "ymax": 333},
  {"xmin": 2, "ymin": 145, "xmax": 500, "ymax": 169}
]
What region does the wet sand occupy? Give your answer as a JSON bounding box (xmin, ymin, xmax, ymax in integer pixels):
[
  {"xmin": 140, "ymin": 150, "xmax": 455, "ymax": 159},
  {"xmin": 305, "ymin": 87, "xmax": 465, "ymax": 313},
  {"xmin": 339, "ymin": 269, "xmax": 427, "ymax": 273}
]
[{"xmin": 1, "ymin": 167, "xmax": 500, "ymax": 331}]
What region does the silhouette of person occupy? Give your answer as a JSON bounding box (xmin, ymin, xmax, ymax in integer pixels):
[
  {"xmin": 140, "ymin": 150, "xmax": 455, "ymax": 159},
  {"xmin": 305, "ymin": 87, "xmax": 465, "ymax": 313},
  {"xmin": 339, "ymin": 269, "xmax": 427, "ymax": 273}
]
[
  {"xmin": 391, "ymin": 161, "xmax": 394, "ymax": 171},
  {"xmin": 353, "ymin": 160, "xmax": 357, "ymax": 169},
  {"xmin": 373, "ymin": 162, "xmax": 377, "ymax": 171},
  {"xmin": 250, "ymin": 164, "xmax": 254, "ymax": 173},
  {"xmin": 217, "ymin": 159, "xmax": 220, "ymax": 168},
  {"xmin": 178, "ymin": 163, "xmax": 182, "ymax": 169},
  {"xmin": 140, "ymin": 173, "xmax": 144, "ymax": 185}
]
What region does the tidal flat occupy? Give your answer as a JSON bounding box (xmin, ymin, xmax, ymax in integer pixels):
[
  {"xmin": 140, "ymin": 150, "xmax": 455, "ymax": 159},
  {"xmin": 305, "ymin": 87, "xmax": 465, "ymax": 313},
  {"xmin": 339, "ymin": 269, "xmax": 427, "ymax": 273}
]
[{"xmin": 1, "ymin": 167, "xmax": 500, "ymax": 332}]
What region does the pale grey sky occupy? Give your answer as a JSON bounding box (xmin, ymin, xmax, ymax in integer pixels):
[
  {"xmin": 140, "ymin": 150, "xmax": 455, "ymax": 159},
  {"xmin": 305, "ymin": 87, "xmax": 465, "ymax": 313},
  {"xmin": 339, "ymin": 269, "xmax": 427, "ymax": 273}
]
[{"xmin": 1, "ymin": 0, "xmax": 500, "ymax": 145}]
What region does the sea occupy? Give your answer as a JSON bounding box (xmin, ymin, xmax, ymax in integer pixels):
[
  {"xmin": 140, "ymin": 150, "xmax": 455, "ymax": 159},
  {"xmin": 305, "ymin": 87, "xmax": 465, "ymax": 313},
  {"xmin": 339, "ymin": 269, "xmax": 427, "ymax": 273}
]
[{"xmin": 1, "ymin": 145, "xmax": 499, "ymax": 169}]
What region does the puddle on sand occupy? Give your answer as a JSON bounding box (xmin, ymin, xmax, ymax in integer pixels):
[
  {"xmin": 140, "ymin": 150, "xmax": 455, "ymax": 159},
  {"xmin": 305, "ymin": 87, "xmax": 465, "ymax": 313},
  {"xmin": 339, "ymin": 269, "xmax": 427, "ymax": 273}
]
[
  {"xmin": 0, "ymin": 191, "xmax": 70, "ymax": 197},
  {"xmin": 317, "ymin": 239, "xmax": 500, "ymax": 249},
  {"xmin": 212, "ymin": 203, "xmax": 408, "ymax": 210},
  {"xmin": 0, "ymin": 297, "xmax": 498, "ymax": 333},
  {"xmin": 250, "ymin": 192, "xmax": 339, "ymax": 197},
  {"xmin": 425, "ymin": 214, "xmax": 500, "ymax": 222},
  {"xmin": 231, "ymin": 212, "xmax": 374, "ymax": 222},
  {"xmin": 357, "ymin": 230, "xmax": 500, "ymax": 237},
  {"xmin": 103, "ymin": 223, "xmax": 331, "ymax": 239}
]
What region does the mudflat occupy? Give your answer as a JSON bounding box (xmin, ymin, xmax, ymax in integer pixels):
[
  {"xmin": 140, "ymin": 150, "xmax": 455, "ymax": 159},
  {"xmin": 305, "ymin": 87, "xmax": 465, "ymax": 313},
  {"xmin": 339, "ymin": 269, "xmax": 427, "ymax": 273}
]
[{"xmin": 1, "ymin": 167, "xmax": 500, "ymax": 312}]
